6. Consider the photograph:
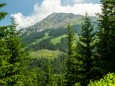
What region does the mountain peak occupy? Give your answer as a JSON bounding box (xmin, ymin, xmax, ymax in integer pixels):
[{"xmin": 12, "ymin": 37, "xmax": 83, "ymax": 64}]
[
  {"xmin": 45, "ymin": 12, "xmax": 81, "ymax": 21},
  {"xmin": 48, "ymin": 12, "xmax": 76, "ymax": 17},
  {"xmin": 21, "ymin": 13, "xmax": 84, "ymax": 33}
]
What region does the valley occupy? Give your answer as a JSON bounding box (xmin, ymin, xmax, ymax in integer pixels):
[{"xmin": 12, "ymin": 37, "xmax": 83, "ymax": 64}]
[{"xmin": 20, "ymin": 13, "xmax": 98, "ymax": 53}]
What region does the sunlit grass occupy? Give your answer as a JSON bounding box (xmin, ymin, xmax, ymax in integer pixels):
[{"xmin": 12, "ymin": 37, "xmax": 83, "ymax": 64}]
[{"xmin": 30, "ymin": 49, "xmax": 64, "ymax": 59}]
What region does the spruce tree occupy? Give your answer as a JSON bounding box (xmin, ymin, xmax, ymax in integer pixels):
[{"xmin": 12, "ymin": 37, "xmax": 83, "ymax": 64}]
[
  {"xmin": 0, "ymin": 3, "xmax": 7, "ymax": 21},
  {"xmin": 38, "ymin": 58, "xmax": 55, "ymax": 86},
  {"xmin": 0, "ymin": 3, "xmax": 9, "ymax": 85},
  {"xmin": 65, "ymin": 23, "xmax": 77, "ymax": 86},
  {"xmin": 0, "ymin": 17, "xmax": 29, "ymax": 85},
  {"xmin": 75, "ymin": 13, "xmax": 96, "ymax": 85},
  {"xmin": 97, "ymin": 0, "xmax": 115, "ymax": 75},
  {"xmin": 44, "ymin": 59, "xmax": 53, "ymax": 86},
  {"xmin": 0, "ymin": 3, "xmax": 8, "ymax": 57}
]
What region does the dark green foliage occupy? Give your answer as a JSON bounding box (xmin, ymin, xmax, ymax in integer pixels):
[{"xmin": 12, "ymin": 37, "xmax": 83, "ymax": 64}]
[
  {"xmin": 49, "ymin": 28, "xmax": 67, "ymax": 37},
  {"xmin": 35, "ymin": 58, "xmax": 55, "ymax": 86},
  {"xmin": 97, "ymin": 0, "xmax": 115, "ymax": 75},
  {"xmin": 19, "ymin": 12, "xmax": 98, "ymax": 53},
  {"xmin": 18, "ymin": 68, "xmax": 38, "ymax": 86},
  {"xmin": 22, "ymin": 26, "xmax": 80, "ymax": 52},
  {"xmin": 75, "ymin": 13, "xmax": 96, "ymax": 85},
  {"xmin": 65, "ymin": 23, "xmax": 77, "ymax": 86},
  {"xmin": 30, "ymin": 37, "xmax": 68, "ymax": 52},
  {"xmin": 0, "ymin": 3, "xmax": 9, "ymax": 85},
  {"xmin": 0, "ymin": 18, "xmax": 29, "ymax": 85},
  {"xmin": 29, "ymin": 55, "xmax": 67, "ymax": 75},
  {"xmin": 28, "ymin": 53, "xmax": 67, "ymax": 86},
  {"xmin": 43, "ymin": 59, "xmax": 55, "ymax": 86},
  {"xmin": 22, "ymin": 29, "xmax": 49, "ymax": 43},
  {"xmin": 0, "ymin": 3, "xmax": 8, "ymax": 21},
  {"xmin": 1, "ymin": 1, "xmax": 115, "ymax": 85},
  {"xmin": 49, "ymin": 25, "xmax": 81, "ymax": 38}
]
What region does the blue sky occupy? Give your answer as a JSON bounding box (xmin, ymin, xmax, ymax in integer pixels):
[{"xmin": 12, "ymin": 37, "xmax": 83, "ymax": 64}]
[
  {"xmin": 0, "ymin": 0, "xmax": 101, "ymax": 28},
  {"xmin": 0, "ymin": 0, "xmax": 43, "ymax": 25}
]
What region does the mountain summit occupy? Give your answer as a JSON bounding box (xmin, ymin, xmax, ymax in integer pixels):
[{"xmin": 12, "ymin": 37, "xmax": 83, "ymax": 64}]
[
  {"xmin": 20, "ymin": 13, "xmax": 83, "ymax": 33},
  {"xmin": 20, "ymin": 13, "xmax": 98, "ymax": 51}
]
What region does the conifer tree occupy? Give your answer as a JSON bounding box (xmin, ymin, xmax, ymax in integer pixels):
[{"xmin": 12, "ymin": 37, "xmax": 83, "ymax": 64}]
[
  {"xmin": 0, "ymin": 3, "xmax": 7, "ymax": 21},
  {"xmin": 75, "ymin": 13, "xmax": 96, "ymax": 85},
  {"xmin": 97, "ymin": 0, "xmax": 115, "ymax": 75},
  {"xmin": 44, "ymin": 59, "xmax": 54, "ymax": 86},
  {"xmin": 38, "ymin": 58, "xmax": 55, "ymax": 86},
  {"xmin": 0, "ymin": 3, "xmax": 9, "ymax": 85},
  {"xmin": 0, "ymin": 3, "xmax": 8, "ymax": 56},
  {"xmin": 65, "ymin": 23, "xmax": 77, "ymax": 86},
  {"xmin": 0, "ymin": 17, "xmax": 29, "ymax": 85}
]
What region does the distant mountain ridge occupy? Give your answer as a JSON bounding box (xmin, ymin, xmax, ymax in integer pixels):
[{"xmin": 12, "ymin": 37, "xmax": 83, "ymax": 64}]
[
  {"xmin": 20, "ymin": 13, "xmax": 97, "ymax": 33},
  {"xmin": 20, "ymin": 13, "xmax": 98, "ymax": 51}
]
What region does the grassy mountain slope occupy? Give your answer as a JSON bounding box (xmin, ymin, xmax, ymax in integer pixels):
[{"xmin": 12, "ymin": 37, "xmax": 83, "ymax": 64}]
[
  {"xmin": 20, "ymin": 13, "xmax": 98, "ymax": 51},
  {"xmin": 30, "ymin": 49, "xmax": 64, "ymax": 59}
]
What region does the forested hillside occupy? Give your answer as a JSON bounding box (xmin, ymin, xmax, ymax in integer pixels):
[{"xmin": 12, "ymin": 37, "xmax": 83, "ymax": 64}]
[
  {"xmin": 20, "ymin": 13, "xmax": 98, "ymax": 51},
  {"xmin": 0, "ymin": 0, "xmax": 115, "ymax": 86}
]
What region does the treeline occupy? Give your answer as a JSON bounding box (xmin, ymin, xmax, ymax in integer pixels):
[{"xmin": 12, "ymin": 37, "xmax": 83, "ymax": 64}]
[
  {"xmin": 0, "ymin": 0, "xmax": 115, "ymax": 86},
  {"xmin": 23, "ymin": 25, "xmax": 81, "ymax": 51},
  {"xmin": 0, "ymin": 3, "xmax": 67, "ymax": 85},
  {"xmin": 0, "ymin": 9, "xmax": 29, "ymax": 86},
  {"xmin": 65, "ymin": 0, "xmax": 115, "ymax": 85}
]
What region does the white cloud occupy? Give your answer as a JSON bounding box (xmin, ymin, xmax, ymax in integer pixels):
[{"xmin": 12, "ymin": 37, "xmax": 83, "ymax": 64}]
[{"xmin": 12, "ymin": 0, "xmax": 101, "ymax": 29}]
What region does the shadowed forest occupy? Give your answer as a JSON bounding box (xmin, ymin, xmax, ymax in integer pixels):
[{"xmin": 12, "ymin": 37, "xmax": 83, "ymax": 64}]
[{"xmin": 0, "ymin": 0, "xmax": 115, "ymax": 86}]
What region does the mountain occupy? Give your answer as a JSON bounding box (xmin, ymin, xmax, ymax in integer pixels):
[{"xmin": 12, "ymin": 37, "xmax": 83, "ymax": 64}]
[
  {"xmin": 20, "ymin": 13, "xmax": 98, "ymax": 51},
  {"xmin": 20, "ymin": 13, "xmax": 83, "ymax": 33}
]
